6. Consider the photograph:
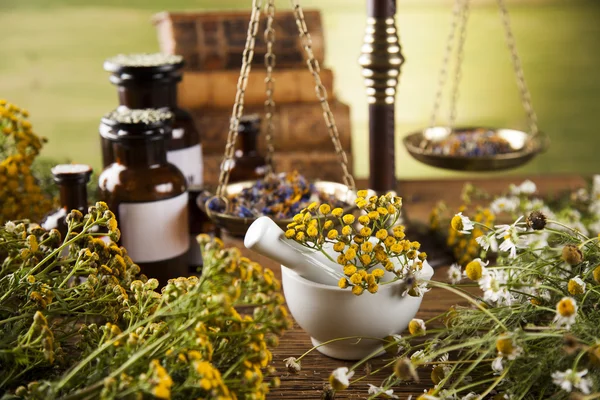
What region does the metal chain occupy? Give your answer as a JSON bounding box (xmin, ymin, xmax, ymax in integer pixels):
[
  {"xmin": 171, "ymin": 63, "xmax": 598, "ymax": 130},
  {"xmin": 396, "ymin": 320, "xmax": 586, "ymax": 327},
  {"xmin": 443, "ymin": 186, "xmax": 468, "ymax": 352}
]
[
  {"xmin": 448, "ymin": 0, "xmax": 470, "ymax": 129},
  {"xmin": 497, "ymin": 0, "xmax": 539, "ymax": 136},
  {"xmin": 216, "ymin": 0, "xmax": 263, "ymax": 198},
  {"xmin": 428, "ymin": 0, "xmax": 464, "ymax": 130},
  {"xmin": 290, "ymin": 0, "xmax": 356, "ymax": 191},
  {"xmin": 263, "ymin": 0, "xmax": 276, "ymax": 174}
]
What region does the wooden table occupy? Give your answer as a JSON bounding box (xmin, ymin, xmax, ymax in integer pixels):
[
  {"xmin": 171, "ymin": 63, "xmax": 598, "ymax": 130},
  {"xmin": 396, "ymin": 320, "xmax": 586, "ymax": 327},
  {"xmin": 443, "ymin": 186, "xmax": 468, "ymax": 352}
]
[{"xmin": 222, "ymin": 174, "xmax": 586, "ymax": 399}]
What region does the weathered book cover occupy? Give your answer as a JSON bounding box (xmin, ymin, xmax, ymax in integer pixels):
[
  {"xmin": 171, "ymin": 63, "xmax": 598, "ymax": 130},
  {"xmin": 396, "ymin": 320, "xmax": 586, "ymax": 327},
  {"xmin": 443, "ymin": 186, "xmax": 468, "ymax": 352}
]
[
  {"xmin": 191, "ymin": 100, "xmax": 352, "ymax": 154},
  {"xmin": 178, "ymin": 68, "xmax": 334, "ymax": 109},
  {"xmin": 153, "ymin": 10, "xmax": 325, "ymax": 71}
]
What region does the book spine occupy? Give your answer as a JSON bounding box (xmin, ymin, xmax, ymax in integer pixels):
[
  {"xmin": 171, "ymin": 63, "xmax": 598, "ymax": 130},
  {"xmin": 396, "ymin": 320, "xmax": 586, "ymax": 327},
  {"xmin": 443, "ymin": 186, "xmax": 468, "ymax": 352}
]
[
  {"xmin": 203, "ymin": 151, "xmax": 354, "ymax": 187},
  {"xmin": 192, "ymin": 100, "xmax": 352, "ymax": 154},
  {"xmin": 178, "ymin": 68, "xmax": 334, "ymax": 109},
  {"xmin": 153, "ymin": 10, "xmax": 325, "ymax": 71}
]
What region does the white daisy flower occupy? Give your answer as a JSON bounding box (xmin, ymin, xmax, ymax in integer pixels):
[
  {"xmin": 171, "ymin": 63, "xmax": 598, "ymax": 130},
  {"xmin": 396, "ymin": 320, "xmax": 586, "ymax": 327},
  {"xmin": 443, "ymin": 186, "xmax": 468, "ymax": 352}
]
[
  {"xmin": 447, "ymin": 263, "xmax": 462, "ymax": 284},
  {"xmin": 283, "ymin": 356, "xmax": 301, "ymax": 373},
  {"xmin": 495, "ymin": 216, "xmax": 525, "ymax": 258},
  {"xmin": 567, "ymin": 276, "xmax": 586, "ymax": 295},
  {"xmin": 511, "ymin": 180, "xmax": 537, "ymax": 195},
  {"xmin": 551, "ymin": 368, "xmax": 592, "ymax": 394},
  {"xmin": 451, "ymin": 212, "xmax": 474, "ymax": 234},
  {"xmin": 328, "ymin": 367, "xmax": 354, "ymax": 391},
  {"xmin": 553, "ymin": 297, "xmax": 578, "ymax": 329},
  {"xmin": 492, "ymin": 335, "xmax": 523, "ymax": 373},
  {"xmin": 367, "ymin": 384, "xmax": 399, "ymax": 399},
  {"xmin": 475, "ymin": 234, "xmax": 498, "ymax": 252},
  {"xmin": 410, "ymin": 349, "xmax": 426, "ymax": 363},
  {"xmin": 478, "ymin": 269, "xmax": 513, "ymax": 306},
  {"xmin": 490, "ymin": 196, "xmax": 519, "ymax": 214},
  {"xmin": 4, "ymin": 221, "xmax": 16, "ymax": 233}
]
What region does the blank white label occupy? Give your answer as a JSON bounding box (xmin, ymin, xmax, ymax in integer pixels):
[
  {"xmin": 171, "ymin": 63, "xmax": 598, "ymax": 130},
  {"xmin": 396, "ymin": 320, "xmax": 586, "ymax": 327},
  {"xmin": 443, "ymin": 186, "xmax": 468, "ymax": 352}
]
[
  {"xmin": 119, "ymin": 193, "xmax": 190, "ymax": 263},
  {"xmin": 167, "ymin": 144, "xmax": 203, "ymax": 188}
]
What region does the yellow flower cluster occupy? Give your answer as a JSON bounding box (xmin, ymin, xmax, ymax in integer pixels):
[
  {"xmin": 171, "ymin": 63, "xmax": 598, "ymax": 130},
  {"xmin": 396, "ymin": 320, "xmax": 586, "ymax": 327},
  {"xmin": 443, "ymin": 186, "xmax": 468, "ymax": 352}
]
[
  {"xmin": 286, "ymin": 190, "xmax": 425, "ymax": 295},
  {"xmin": 446, "ymin": 206, "xmax": 494, "ymax": 265},
  {"xmin": 0, "ymin": 100, "xmax": 53, "ymax": 223}
]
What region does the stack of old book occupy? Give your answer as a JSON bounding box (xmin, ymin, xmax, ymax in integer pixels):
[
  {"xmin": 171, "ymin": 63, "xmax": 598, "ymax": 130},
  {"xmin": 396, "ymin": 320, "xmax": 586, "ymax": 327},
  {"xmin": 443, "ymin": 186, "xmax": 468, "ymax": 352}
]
[{"xmin": 153, "ymin": 10, "xmax": 353, "ymax": 185}]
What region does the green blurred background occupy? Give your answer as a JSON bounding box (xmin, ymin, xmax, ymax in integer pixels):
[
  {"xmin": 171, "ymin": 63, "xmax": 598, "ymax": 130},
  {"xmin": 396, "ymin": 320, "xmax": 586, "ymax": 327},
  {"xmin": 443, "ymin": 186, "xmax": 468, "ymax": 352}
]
[{"xmin": 2, "ymin": 0, "xmax": 599, "ymax": 180}]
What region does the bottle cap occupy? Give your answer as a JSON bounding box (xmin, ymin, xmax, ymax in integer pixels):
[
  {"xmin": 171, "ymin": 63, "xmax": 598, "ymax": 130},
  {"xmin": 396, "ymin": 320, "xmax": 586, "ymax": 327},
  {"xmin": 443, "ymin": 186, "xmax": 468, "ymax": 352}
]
[
  {"xmin": 103, "ymin": 53, "xmax": 184, "ymax": 85},
  {"xmin": 51, "ymin": 164, "xmax": 93, "ymax": 185},
  {"xmin": 237, "ymin": 114, "xmax": 261, "ymax": 134},
  {"xmin": 100, "ymin": 106, "xmax": 173, "ymax": 142}
]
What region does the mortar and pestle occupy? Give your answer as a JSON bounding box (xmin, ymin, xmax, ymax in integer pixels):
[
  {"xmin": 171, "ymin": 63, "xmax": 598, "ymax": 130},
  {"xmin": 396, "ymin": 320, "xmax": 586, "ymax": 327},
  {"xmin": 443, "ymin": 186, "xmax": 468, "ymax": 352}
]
[{"xmin": 244, "ymin": 216, "xmax": 433, "ymax": 360}]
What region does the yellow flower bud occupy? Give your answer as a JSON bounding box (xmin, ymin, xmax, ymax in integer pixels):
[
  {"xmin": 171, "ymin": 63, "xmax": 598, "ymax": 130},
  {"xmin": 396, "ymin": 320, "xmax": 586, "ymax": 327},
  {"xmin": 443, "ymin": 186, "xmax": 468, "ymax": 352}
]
[
  {"xmin": 307, "ymin": 226, "xmax": 318, "ymax": 238},
  {"xmin": 295, "ymin": 232, "xmax": 305, "ymax": 241},
  {"xmin": 345, "ymin": 248, "xmax": 357, "ymax": 261},
  {"xmin": 352, "ymin": 285, "xmax": 364, "ymax": 295},
  {"xmin": 367, "ymin": 283, "xmax": 378, "ymax": 293},
  {"xmin": 593, "ymin": 265, "xmax": 600, "ymax": 284},
  {"xmin": 343, "ymin": 264, "xmax": 357, "ymax": 276},
  {"xmin": 338, "ymin": 278, "xmax": 349, "ymax": 289},
  {"xmin": 307, "ymin": 202, "xmax": 318, "ymax": 211},
  {"xmin": 331, "ymin": 208, "xmax": 343, "ymax": 218},
  {"xmin": 357, "ymin": 190, "xmax": 369, "ymax": 198},
  {"xmin": 333, "ymin": 241, "xmax": 346, "ymax": 252},
  {"xmin": 323, "ymin": 220, "xmax": 333, "ymax": 229},
  {"xmin": 350, "ymin": 273, "xmax": 363, "ymax": 285},
  {"xmin": 319, "ymin": 204, "xmax": 331, "ymax": 214},
  {"xmin": 342, "ymin": 214, "xmax": 355, "ymax": 225},
  {"xmin": 358, "ymin": 215, "xmax": 370, "ymax": 225},
  {"xmin": 341, "ymin": 225, "xmax": 352, "ymax": 236},
  {"xmin": 285, "ymin": 229, "xmax": 296, "ymax": 239},
  {"xmin": 367, "ymin": 211, "xmax": 380, "ymax": 220},
  {"xmin": 327, "ymin": 229, "xmax": 339, "ymax": 240},
  {"xmin": 359, "ymin": 254, "xmax": 371, "ymax": 265},
  {"xmin": 361, "ymin": 242, "xmax": 373, "ymax": 252},
  {"xmin": 375, "ymin": 229, "xmax": 388, "ymax": 240},
  {"xmin": 360, "ymin": 227, "xmax": 372, "ymax": 237}
]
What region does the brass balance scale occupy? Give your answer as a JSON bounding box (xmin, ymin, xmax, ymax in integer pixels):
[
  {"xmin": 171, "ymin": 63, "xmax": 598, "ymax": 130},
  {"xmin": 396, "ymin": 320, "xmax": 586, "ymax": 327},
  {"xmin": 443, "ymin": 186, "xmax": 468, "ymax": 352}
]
[
  {"xmin": 201, "ymin": 0, "xmax": 360, "ymax": 237},
  {"xmin": 202, "ymin": 0, "xmax": 548, "ymax": 246}
]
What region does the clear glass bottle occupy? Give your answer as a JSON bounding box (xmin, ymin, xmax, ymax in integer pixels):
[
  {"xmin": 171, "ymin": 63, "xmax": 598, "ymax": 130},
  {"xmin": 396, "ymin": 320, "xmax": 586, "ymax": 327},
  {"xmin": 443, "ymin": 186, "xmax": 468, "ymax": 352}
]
[
  {"xmin": 41, "ymin": 164, "xmax": 93, "ymax": 239},
  {"xmin": 102, "ymin": 53, "xmax": 208, "ymax": 273},
  {"xmin": 98, "ymin": 108, "xmax": 190, "ymax": 284},
  {"xmin": 228, "ymin": 114, "xmax": 268, "ymax": 183}
]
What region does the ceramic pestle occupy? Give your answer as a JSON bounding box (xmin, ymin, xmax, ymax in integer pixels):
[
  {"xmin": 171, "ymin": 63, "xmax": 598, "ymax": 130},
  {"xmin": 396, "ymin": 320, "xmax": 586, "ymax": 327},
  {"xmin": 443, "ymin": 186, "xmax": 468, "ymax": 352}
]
[{"xmin": 244, "ymin": 216, "xmax": 341, "ymax": 285}]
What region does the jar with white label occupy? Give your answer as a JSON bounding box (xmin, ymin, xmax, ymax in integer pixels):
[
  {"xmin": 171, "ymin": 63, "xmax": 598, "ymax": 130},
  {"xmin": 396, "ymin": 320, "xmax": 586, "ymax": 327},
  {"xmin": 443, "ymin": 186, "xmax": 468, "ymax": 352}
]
[
  {"xmin": 98, "ymin": 108, "xmax": 190, "ymax": 285},
  {"xmin": 102, "ymin": 53, "xmax": 209, "ymax": 273}
]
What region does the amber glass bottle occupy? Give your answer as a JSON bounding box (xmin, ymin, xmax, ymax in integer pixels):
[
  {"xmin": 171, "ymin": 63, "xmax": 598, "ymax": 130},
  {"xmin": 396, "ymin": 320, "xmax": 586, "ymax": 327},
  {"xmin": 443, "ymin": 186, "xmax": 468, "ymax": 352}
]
[
  {"xmin": 228, "ymin": 114, "xmax": 268, "ymax": 183},
  {"xmin": 41, "ymin": 164, "xmax": 93, "ymax": 238},
  {"xmin": 98, "ymin": 108, "xmax": 189, "ymax": 284},
  {"xmin": 102, "ymin": 53, "xmax": 207, "ymax": 273}
]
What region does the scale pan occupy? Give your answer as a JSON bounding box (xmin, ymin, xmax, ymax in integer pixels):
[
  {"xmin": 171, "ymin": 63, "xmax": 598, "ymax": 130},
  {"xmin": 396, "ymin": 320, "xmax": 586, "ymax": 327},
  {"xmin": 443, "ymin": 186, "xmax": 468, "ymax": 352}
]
[
  {"xmin": 198, "ymin": 180, "xmax": 359, "ymax": 238},
  {"xmin": 403, "ymin": 126, "xmax": 548, "ymax": 171}
]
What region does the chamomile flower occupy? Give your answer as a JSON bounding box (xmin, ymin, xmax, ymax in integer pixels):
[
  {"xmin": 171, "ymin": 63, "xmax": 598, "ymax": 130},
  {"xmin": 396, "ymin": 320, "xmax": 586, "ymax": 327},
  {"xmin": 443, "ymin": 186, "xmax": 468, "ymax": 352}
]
[
  {"xmin": 492, "ymin": 334, "xmax": 523, "ymax": 373},
  {"xmin": 510, "ymin": 180, "xmax": 537, "ymax": 195},
  {"xmin": 451, "ymin": 212, "xmax": 474, "ymax": 234},
  {"xmin": 567, "ymin": 276, "xmax": 586, "ymax": 295},
  {"xmin": 478, "ymin": 269, "xmax": 513, "ymax": 306},
  {"xmin": 490, "ymin": 196, "xmax": 519, "ymax": 214},
  {"xmin": 551, "ymin": 368, "xmax": 592, "ymax": 394},
  {"xmin": 367, "ymin": 384, "xmax": 399, "ymax": 399},
  {"xmin": 554, "ymin": 297, "xmax": 578, "ymax": 329},
  {"xmin": 408, "ymin": 318, "xmax": 426, "ymax": 336},
  {"xmin": 447, "ymin": 263, "xmax": 462, "ymax": 284},
  {"xmin": 283, "ymin": 357, "xmax": 301, "ymax": 373},
  {"xmin": 495, "ymin": 216, "xmax": 525, "ymax": 258},
  {"xmin": 328, "ymin": 367, "xmax": 354, "ymax": 391},
  {"xmin": 475, "ymin": 233, "xmax": 498, "ymax": 252},
  {"xmin": 464, "ymin": 258, "xmax": 489, "ymax": 281}
]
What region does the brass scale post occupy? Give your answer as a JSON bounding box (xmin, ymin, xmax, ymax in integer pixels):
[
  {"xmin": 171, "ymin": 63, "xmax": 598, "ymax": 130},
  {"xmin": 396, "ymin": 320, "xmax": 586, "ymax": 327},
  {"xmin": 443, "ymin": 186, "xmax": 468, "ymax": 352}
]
[{"xmin": 359, "ymin": 0, "xmax": 451, "ymax": 266}]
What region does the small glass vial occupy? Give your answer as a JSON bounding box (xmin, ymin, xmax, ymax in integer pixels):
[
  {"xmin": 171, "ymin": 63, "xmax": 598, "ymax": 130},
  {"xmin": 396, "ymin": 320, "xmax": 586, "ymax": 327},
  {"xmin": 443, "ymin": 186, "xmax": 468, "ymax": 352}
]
[
  {"xmin": 228, "ymin": 114, "xmax": 268, "ymax": 183},
  {"xmin": 41, "ymin": 164, "xmax": 93, "ymax": 238},
  {"xmin": 103, "ymin": 53, "xmax": 207, "ymax": 272},
  {"xmin": 98, "ymin": 108, "xmax": 190, "ymax": 284}
]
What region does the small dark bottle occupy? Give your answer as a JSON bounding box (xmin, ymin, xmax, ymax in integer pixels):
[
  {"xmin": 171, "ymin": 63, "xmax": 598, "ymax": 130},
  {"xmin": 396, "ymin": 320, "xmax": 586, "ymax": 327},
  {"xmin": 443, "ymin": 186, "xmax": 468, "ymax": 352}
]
[
  {"xmin": 41, "ymin": 164, "xmax": 93, "ymax": 238},
  {"xmin": 98, "ymin": 108, "xmax": 190, "ymax": 284},
  {"xmin": 228, "ymin": 114, "xmax": 268, "ymax": 183},
  {"xmin": 102, "ymin": 53, "xmax": 208, "ymax": 273}
]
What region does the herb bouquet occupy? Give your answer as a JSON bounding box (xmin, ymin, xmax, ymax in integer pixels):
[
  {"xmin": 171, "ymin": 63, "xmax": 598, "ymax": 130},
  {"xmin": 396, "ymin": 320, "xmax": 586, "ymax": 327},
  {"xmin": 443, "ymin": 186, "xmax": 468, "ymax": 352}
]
[
  {"xmin": 294, "ymin": 210, "xmax": 600, "ymax": 399},
  {"xmin": 0, "ymin": 203, "xmax": 291, "ymax": 399}
]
